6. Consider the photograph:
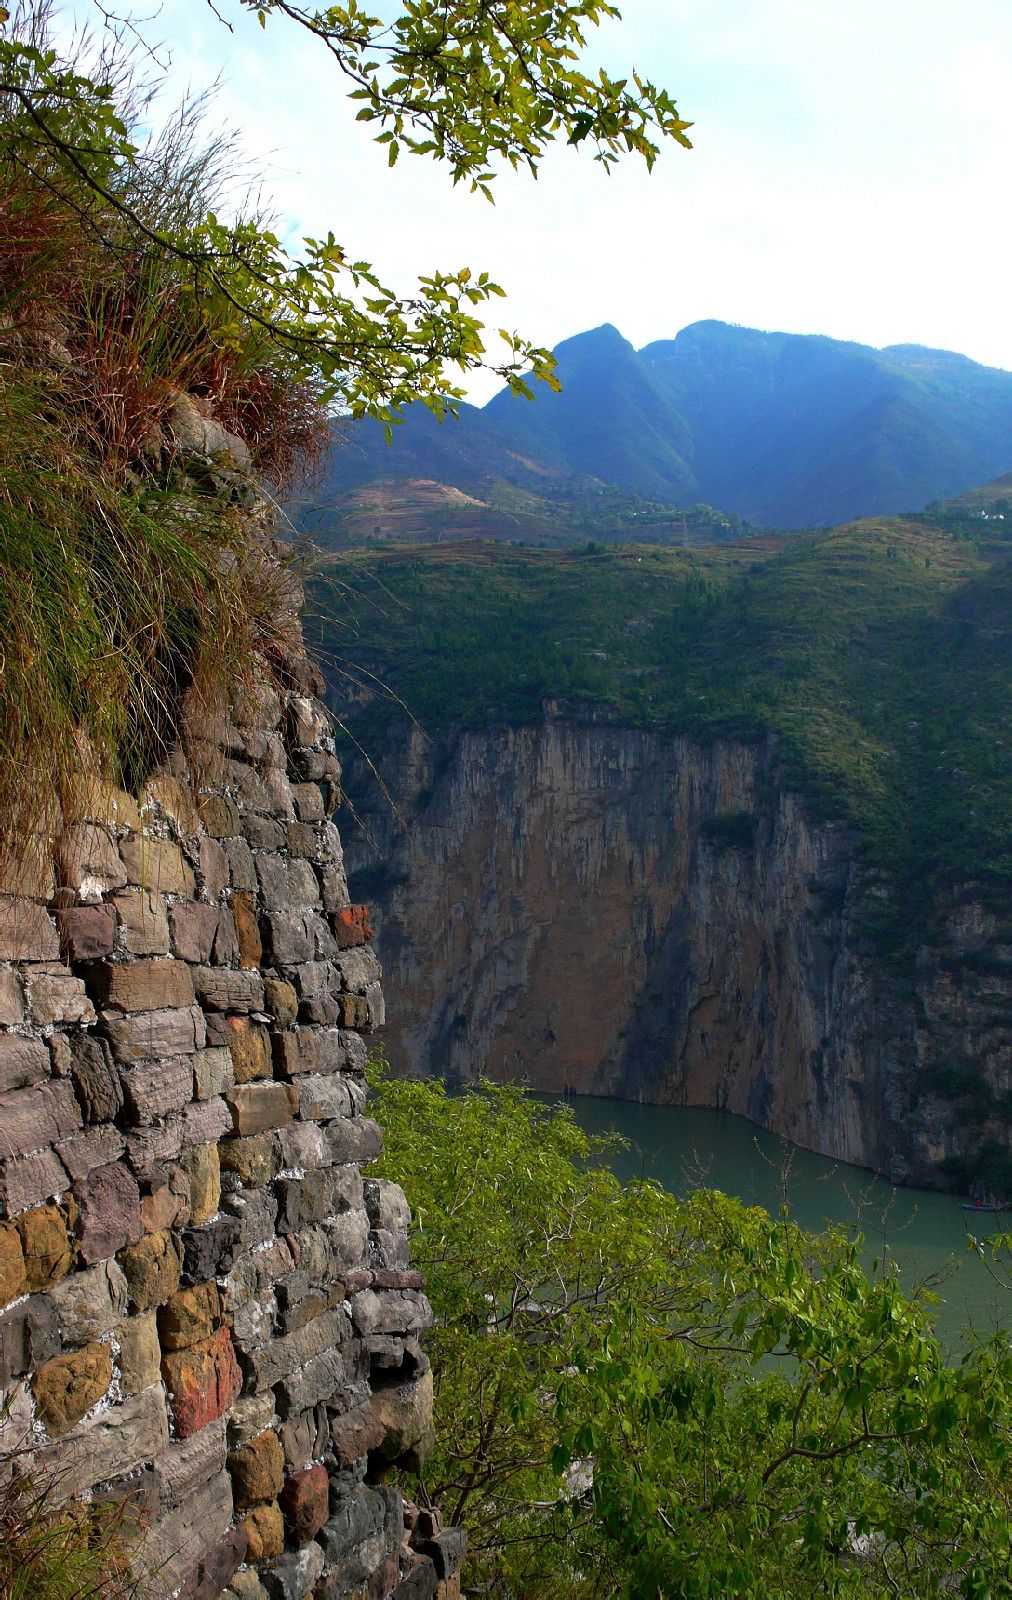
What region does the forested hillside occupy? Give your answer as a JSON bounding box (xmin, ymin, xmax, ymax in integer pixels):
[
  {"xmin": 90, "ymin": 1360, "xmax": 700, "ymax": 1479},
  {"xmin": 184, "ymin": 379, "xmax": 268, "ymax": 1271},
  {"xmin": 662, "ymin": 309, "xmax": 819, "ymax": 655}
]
[{"xmin": 313, "ymin": 514, "xmax": 1010, "ymax": 958}]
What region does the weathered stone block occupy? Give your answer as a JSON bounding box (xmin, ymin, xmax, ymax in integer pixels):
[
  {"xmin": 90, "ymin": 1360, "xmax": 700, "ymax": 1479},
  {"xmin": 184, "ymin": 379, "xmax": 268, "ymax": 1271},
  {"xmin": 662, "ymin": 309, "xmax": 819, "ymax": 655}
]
[
  {"xmin": 116, "ymin": 1310, "xmax": 161, "ymax": 1393},
  {"xmin": 163, "ymin": 1325, "xmax": 242, "ymax": 1438},
  {"xmin": 136, "ymin": 1464, "xmax": 233, "ymax": 1600},
  {"xmin": 223, "ymin": 1235, "xmax": 294, "ymax": 1311},
  {"xmin": 0, "ymin": 1080, "xmax": 82, "ymax": 1160},
  {"xmin": 317, "ymin": 862, "xmax": 350, "ymax": 913},
  {"xmin": 180, "ymin": 1142, "xmax": 221, "ymax": 1226},
  {"xmin": 120, "ymin": 1055, "xmax": 194, "ymax": 1123},
  {"xmin": 198, "ymin": 792, "xmax": 240, "ymax": 838},
  {"xmin": 90, "ymin": 957, "xmax": 196, "ymax": 1013},
  {"xmin": 210, "ymin": 907, "xmax": 239, "ymax": 966},
  {"xmin": 154, "ymin": 1417, "xmax": 227, "ymax": 1508},
  {"xmin": 260, "ymin": 1543, "xmax": 325, "ymax": 1600},
  {"xmin": 228, "ymin": 1426, "xmax": 285, "ymax": 1510},
  {"xmin": 142, "ymin": 774, "xmax": 201, "ymax": 835},
  {"xmin": 120, "ymin": 836, "xmax": 195, "ymax": 896},
  {"xmin": 177, "ymin": 1525, "xmax": 247, "ymax": 1600},
  {"xmin": 328, "ymin": 1210, "xmax": 370, "ymax": 1271},
  {"xmin": 32, "ymin": 1340, "xmax": 113, "ymax": 1436},
  {"xmin": 263, "ymin": 976, "xmax": 297, "ymax": 1028},
  {"xmin": 0, "ymin": 833, "xmax": 55, "ymax": 902},
  {"xmin": 67, "ymin": 1035, "xmax": 122, "ymax": 1123},
  {"xmin": 285, "ymin": 696, "xmax": 330, "ymax": 749},
  {"xmin": 225, "ymin": 891, "xmax": 260, "ymax": 969},
  {"xmin": 181, "ymin": 1215, "xmax": 242, "ymax": 1282},
  {"xmin": 159, "ymin": 1280, "xmax": 222, "ymax": 1350},
  {"xmin": 389, "ymin": 1558, "xmax": 438, "ymax": 1600},
  {"xmin": 36, "ymin": 1381, "xmax": 169, "ymax": 1502},
  {"xmin": 193, "ymin": 1047, "xmax": 234, "ymax": 1101},
  {"xmin": 224, "ymin": 837, "xmax": 257, "ymax": 891},
  {"xmin": 276, "ymin": 1346, "xmax": 347, "ymax": 1417},
  {"xmin": 350, "ymin": 1288, "xmax": 432, "ymax": 1339},
  {"xmin": 0, "ymin": 1293, "xmax": 60, "ymax": 1385},
  {"xmin": 259, "ymin": 910, "xmax": 316, "ymax": 967},
  {"xmin": 225, "ymin": 1016, "xmax": 272, "ymax": 1083},
  {"xmin": 169, "ymin": 900, "xmax": 220, "ymax": 963},
  {"xmin": 230, "ymin": 1290, "xmax": 275, "ymax": 1355},
  {"xmin": 118, "ymin": 1228, "xmax": 182, "ymax": 1312},
  {"xmin": 365, "ymin": 980, "xmax": 385, "ymax": 1030},
  {"xmin": 290, "ymin": 783, "xmax": 324, "ymax": 823},
  {"xmin": 56, "ymin": 904, "xmax": 116, "ymax": 962},
  {"xmin": 368, "ymin": 1368, "xmax": 435, "ymax": 1465},
  {"xmin": 138, "ymin": 1164, "xmax": 191, "ymax": 1234},
  {"xmin": 225, "ymin": 1571, "xmax": 268, "ymax": 1600},
  {"xmin": 245, "ymin": 1307, "xmax": 345, "ymax": 1394},
  {"xmin": 192, "ymin": 967, "xmax": 264, "ymax": 1014},
  {"xmin": 240, "ymin": 813, "xmax": 285, "ymax": 852},
  {"xmin": 271, "ymin": 1029, "xmax": 317, "ymax": 1079},
  {"xmin": 180, "ymin": 1096, "xmax": 232, "ymax": 1149},
  {"xmin": 102, "ymin": 1004, "xmax": 206, "ymax": 1063},
  {"xmin": 298, "ymin": 1073, "xmax": 353, "ymax": 1122},
  {"xmin": 73, "ymin": 1162, "xmax": 142, "ymax": 1266},
  {"xmin": 50, "ymin": 1259, "xmax": 128, "ymax": 1344},
  {"xmin": 290, "ymin": 747, "xmax": 340, "ymax": 788},
  {"xmin": 330, "ymin": 1404, "xmax": 386, "ymax": 1469},
  {"xmin": 222, "ymin": 1186, "xmax": 278, "ymax": 1251},
  {"xmin": 123, "ymin": 1118, "xmax": 184, "ymax": 1173},
  {"xmin": 0, "ymin": 1221, "xmax": 26, "ymax": 1305},
  {"xmin": 0, "ymin": 1034, "xmax": 45, "ymax": 1096},
  {"xmin": 16, "ymin": 1203, "xmax": 73, "ymax": 1291},
  {"xmin": 277, "ymin": 1405, "xmax": 327, "ymax": 1473},
  {"xmin": 57, "ymin": 824, "xmax": 127, "ymax": 898},
  {"xmin": 197, "ymin": 836, "xmax": 229, "ymax": 901},
  {"xmin": 227, "ymin": 1392, "xmax": 277, "ymax": 1450},
  {"xmin": 26, "ymin": 967, "xmax": 97, "ymax": 1028},
  {"xmin": 57, "ymin": 1126, "xmax": 127, "ymax": 1190},
  {"xmin": 219, "ymin": 1133, "xmax": 278, "ymax": 1190},
  {"xmin": 318, "ymin": 1488, "xmax": 386, "ymax": 1565},
  {"xmin": 0, "ymin": 969, "xmax": 22, "ymax": 1027},
  {"xmin": 0, "ymin": 1146, "xmax": 68, "ymax": 1215},
  {"xmin": 276, "ymin": 1121, "xmax": 329, "ymax": 1172},
  {"xmin": 242, "ymin": 1500, "xmax": 285, "ymax": 1564},
  {"xmin": 226, "ymin": 1081, "xmax": 297, "ymax": 1137},
  {"xmin": 365, "ymin": 1179, "xmax": 412, "ymax": 1235},
  {"xmin": 0, "ymin": 897, "xmax": 60, "ymax": 962},
  {"xmin": 332, "ymin": 905, "xmax": 373, "ymax": 950},
  {"xmin": 113, "ymin": 887, "xmax": 170, "ymax": 956},
  {"xmin": 326, "ymin": 1117, "xmax": 384, "ymax": 1166}
]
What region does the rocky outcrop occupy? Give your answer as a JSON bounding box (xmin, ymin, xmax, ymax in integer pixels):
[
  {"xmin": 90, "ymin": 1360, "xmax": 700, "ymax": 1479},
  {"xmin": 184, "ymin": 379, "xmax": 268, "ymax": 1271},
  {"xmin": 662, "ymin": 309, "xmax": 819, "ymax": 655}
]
[{"xmin": 341, "ymin": 719, "xmax": 1011, "ymax": 1189}]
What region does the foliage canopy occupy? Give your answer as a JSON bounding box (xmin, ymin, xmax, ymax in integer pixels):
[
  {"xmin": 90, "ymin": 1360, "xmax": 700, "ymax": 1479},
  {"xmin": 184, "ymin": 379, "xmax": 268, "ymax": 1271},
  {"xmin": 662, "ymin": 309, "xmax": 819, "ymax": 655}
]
[
  {"xmin": 370, "ymin": 1068, "xmax": 1012, "ymax": 1600},
  {"xmin": 0, "ymin": 0, "xmax": 691, "ymax": 421}
]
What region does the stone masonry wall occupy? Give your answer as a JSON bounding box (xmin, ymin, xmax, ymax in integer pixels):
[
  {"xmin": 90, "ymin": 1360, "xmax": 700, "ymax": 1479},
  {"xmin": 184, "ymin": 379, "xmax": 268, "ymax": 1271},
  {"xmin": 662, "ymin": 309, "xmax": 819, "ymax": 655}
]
[{"xmin": 0, "ymin": 593, "xmax": 461, "ymax": 1595}]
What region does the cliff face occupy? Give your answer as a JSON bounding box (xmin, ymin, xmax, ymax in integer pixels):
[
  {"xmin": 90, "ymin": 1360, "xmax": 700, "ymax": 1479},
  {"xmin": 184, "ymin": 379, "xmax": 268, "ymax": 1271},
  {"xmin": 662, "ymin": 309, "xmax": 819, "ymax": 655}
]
[{"xmin": 342, "ymin": 720, "xmax": 1011, "ymax": 1188}]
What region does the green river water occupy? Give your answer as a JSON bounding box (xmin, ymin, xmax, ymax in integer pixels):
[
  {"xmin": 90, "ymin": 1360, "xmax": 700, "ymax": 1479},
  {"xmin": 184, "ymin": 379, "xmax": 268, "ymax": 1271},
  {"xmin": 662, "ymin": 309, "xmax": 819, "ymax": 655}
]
[{"xmin": 554, "ymin": 1096, "xmax": 1009, "ymax": 1353}]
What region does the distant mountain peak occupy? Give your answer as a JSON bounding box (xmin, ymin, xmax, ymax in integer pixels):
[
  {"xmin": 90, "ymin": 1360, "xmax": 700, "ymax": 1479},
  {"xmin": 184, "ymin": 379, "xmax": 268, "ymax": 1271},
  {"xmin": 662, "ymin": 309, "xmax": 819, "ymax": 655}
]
[{"xmin": 312, "ymin": 320, "xmax": 1012, "ymax": 532}]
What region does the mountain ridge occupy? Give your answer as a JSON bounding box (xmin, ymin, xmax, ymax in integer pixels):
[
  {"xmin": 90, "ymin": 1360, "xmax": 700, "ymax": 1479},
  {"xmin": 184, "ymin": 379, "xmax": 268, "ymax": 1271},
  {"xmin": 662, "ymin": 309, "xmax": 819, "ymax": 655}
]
[{"xmin": 305, "ymin": 319, "xmax": 1012, "ymax": 533}]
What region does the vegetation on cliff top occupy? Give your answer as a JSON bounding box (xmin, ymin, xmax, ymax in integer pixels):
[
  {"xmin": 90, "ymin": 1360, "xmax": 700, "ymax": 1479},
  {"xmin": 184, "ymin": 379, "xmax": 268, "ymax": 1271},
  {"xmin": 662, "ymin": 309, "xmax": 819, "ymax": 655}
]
[
  {"xmin": 314, "ymin": 518, "xmax": 1010, "ymax": 958},
  {"xmin": 0, "ymin": 0, "xmax": 690, "ymax": 854},
  {"xmin": 371, "ymin": 1069, "xmax": 1012, "ymax": 1599}
]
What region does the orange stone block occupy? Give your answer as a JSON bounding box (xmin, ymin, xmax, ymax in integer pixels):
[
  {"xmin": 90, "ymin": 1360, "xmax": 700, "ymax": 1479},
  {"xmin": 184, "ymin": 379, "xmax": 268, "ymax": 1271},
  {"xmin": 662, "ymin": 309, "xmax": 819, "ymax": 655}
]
[{"xmin": 162, "ymin": 1325, "xmax": 241, "ymax": 1438}]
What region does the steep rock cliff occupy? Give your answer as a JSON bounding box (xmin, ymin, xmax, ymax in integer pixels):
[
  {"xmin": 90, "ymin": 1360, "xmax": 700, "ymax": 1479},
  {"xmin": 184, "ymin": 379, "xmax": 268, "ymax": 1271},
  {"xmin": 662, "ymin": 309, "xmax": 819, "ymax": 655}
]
[{"xmin": 341, "ymin": 720, "xmax": 1011, "ymax": 1189}]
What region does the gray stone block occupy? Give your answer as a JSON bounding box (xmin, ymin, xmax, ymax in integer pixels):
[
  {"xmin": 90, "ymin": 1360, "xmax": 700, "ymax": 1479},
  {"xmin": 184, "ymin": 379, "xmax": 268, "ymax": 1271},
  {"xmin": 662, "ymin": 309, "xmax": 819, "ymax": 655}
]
[
  {"xmin": 101, "ymin": 1005, "xmax": 206, "ymax": 1063},
  {"xmin": 37, "ymin": 1381, "xmax": 170, "ymax": 1502},
  {"xmin": 50, "ymin": 1259, "xmax": 128, "ymax": 1345}
]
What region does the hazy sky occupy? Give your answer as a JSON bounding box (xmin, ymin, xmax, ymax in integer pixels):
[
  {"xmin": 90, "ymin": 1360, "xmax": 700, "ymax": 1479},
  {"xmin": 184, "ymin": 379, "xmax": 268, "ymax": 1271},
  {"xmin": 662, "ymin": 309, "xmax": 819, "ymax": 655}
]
[{"xmin": 67, "ymin": 0, "xmax": 1012, "ymax": 400}]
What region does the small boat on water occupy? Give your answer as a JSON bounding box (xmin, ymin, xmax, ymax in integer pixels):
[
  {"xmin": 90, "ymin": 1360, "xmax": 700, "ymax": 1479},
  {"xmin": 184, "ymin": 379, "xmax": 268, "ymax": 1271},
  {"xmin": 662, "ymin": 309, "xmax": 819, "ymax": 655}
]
[{"xmin": 961, "ymin": 1199, "xmax": 1010, "ymax": 1215}]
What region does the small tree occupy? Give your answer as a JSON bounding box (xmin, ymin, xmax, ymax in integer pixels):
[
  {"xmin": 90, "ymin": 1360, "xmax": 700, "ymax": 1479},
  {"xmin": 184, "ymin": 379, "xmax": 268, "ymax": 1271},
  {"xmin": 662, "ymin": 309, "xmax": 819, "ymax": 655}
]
[
  {"xmin": 0, "ymin": 0, "xmax": 692, "ymax": 424},
  {"xmin": 370, "ymin": 1070, "xmax": 1012, "ymax": 1600}
]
